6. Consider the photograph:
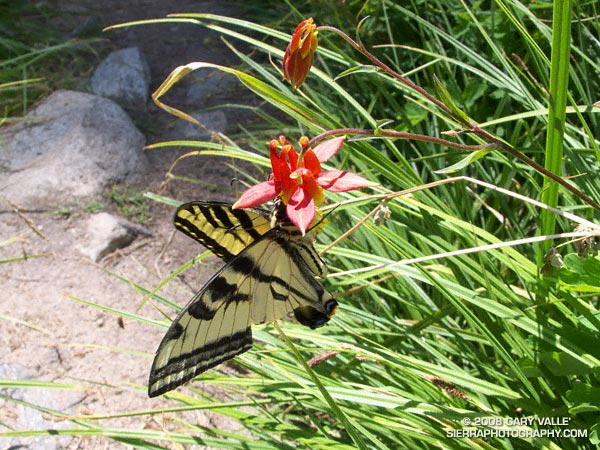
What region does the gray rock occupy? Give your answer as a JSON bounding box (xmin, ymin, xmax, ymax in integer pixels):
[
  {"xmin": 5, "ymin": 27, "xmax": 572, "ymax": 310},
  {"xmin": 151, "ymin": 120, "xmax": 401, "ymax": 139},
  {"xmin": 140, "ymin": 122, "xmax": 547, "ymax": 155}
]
[
  {"xmin": 0, "ymin": 90, "xmax": 147, "ymax": 208},
  {"xmin": 91, "ymin": 47, "xmax": 150, "ymax": 111},
  {"xmin": 0, "ymin": 363, "xmax": 78, "ymax": 450},
  {"xmin": 78, "ymin": 212, "xmax": 151, "ymax": 262},
  {"xmin": 184, "ymin": 70, "xmax": 237, "ymax": 106},
  {"xmin": 173, "ymin": 110, "xmax": 228, "ymax": 140}
]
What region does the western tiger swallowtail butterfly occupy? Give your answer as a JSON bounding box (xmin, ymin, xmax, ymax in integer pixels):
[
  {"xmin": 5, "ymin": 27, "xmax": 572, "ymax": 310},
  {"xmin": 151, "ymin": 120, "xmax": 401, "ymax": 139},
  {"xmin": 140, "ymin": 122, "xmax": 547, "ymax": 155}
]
[{"xmin": 148, "ymin": 201, "xmax": 337, "ymax": 397}]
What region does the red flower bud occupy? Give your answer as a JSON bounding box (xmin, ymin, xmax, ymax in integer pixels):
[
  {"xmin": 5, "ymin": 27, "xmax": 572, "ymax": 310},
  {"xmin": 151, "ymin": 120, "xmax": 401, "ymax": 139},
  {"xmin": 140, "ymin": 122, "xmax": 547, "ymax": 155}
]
[{"xmin": 282, "ymin": 18, "xmax": 318, "ymax": 89}]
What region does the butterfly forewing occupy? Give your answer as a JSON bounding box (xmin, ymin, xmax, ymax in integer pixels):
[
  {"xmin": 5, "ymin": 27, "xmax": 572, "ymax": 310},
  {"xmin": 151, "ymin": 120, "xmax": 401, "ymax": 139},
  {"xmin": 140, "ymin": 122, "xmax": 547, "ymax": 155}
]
[
  {"xmin": 148, "ymin": 203, "xmax": 336, "ymax": 397},
  {"xmin": 174, "ymin": 201, "xmax": 271, "ymax": 262}
]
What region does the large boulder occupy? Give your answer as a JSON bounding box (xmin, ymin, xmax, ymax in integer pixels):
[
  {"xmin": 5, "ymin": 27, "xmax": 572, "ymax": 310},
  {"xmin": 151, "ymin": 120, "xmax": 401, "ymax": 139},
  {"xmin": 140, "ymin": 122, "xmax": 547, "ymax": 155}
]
[{"xmin": 0, "ymin": 90, "xmax": 147, "ymax": 208}]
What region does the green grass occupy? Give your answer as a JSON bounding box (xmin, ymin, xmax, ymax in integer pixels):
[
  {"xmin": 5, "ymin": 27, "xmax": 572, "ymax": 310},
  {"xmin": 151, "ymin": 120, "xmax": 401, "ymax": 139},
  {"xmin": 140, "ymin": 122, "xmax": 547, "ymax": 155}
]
[
  {"xmin": 106, "ymin": 184, "xmax": 151, "ymax": 224},
  {"xmin": 3, "ymin": 0, "xmax": 600, "ymax": 448},
  {"xmin": 0, "ymin": 1, "xmax": 96, "ymax": 118}
]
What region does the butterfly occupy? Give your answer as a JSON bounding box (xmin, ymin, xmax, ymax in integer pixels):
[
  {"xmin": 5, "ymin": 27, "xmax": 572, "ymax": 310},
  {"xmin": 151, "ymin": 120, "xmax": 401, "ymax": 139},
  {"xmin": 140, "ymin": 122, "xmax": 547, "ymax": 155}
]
[{"xmin": 148, "ymin": 201, "xmax": 337, "ymax": 397}]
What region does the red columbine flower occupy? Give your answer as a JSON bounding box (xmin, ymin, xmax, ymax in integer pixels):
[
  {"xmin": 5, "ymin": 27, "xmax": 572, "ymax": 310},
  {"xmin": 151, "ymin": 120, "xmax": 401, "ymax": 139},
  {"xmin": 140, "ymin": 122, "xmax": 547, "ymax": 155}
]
[
  {"xmin": 282, "ymin": 18, "xmax": 318, "ymax": 89},
  {"xmin": 233, "ymin": 136, "xmax": 375, "ymax": 235}
]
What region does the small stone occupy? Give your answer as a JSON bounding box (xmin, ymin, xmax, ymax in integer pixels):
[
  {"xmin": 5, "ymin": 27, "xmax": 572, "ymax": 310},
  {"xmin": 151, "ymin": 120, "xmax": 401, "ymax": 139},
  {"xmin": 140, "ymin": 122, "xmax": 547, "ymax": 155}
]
[
  {"xmin": 184, "ymin": 70, "xmax": 237, "ymax": 106},
  {"xmin": 78, "ymin": 213, "xmax": 150, "ymax": 262},
  {"xmin": 0, "ymin": 363, "xmax": 78, "ymax": 450},
  {"xmin": 91, "ymin": 47, "xmax": 151, "ymax": 111}
]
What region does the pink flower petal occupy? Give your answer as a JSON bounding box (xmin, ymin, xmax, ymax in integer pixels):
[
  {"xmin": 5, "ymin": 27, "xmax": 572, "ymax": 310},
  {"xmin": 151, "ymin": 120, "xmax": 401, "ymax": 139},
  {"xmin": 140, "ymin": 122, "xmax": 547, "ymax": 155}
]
[
  {"xmin": 287, "ymin": 188, "xmax": 315, "ymax": 235},
  {"xmin": 312, "ymin": 136, "xmax": 345, "ymax": 162},
  {"xmin": 316, "ymin": 170, "xmax": 376, "ymax": 192},
  {"xmin": 233, "ymin": 180, "xmax": 279, "ymax": 209}
]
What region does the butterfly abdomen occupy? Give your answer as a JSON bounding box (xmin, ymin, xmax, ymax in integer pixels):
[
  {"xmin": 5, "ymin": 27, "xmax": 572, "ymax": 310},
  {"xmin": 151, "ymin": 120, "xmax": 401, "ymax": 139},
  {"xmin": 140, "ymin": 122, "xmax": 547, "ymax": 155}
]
[{"xmin": 294, "ymin": 298, "xmax": 338, "ymax": 329}]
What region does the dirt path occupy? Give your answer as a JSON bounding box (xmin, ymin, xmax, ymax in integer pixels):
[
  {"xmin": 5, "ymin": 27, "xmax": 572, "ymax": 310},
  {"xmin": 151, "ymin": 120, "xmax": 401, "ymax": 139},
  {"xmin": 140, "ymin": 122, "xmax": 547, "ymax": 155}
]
[{"xmin": 1, "ymin": 1, "xmax": 261, "ymax": 448}]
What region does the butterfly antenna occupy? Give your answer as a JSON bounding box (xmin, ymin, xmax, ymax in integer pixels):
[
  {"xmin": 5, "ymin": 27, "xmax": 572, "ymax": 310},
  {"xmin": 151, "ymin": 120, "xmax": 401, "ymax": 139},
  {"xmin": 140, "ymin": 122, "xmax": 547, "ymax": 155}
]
[{"xmin": 307, "ymin": 204, "xmax": 339, "ymax": 233}]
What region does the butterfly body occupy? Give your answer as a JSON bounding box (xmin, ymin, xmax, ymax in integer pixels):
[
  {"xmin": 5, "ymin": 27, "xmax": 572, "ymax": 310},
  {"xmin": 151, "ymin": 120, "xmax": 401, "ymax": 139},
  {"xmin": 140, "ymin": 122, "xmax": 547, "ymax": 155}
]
[{"xmin": 148, "ymin": 201, "xmax": 336, "ymax": 397}]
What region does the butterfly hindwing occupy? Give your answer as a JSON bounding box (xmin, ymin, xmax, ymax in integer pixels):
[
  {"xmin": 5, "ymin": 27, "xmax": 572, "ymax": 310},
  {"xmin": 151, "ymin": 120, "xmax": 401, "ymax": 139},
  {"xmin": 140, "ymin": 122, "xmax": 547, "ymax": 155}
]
[
  {"xmin": 148, "ymin": 260, "xmax": 253, "ymax": 397},
  {"xmin": 231, "ymin": 229, "xmax": 334, "ymax": 325},
  {"xmin": 148, "ymin": 203, "xmax": 336, "ymax": 397}
]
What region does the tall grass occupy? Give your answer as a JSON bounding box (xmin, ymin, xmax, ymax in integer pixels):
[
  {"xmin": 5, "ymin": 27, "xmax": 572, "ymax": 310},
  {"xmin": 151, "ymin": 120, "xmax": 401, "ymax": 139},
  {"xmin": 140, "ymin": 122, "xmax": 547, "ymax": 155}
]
[
  {"xmin": 2, "ymin": 1, "xmax": 600, "ymax": 448},
  {"xmin": 0, "ymin": 1, "xmax": 95, "ymax": 118}
]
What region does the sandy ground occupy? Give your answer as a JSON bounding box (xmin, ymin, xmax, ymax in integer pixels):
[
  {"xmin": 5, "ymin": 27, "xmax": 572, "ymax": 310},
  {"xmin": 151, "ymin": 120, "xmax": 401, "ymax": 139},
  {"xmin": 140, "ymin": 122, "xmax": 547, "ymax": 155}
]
[
  {"xmin": 1, "ymin": 192, "xmax": 242, "ymax": 448},
  {"xmin": 1, "ymin": 1, "xmax": 267, "ymax": 448}
]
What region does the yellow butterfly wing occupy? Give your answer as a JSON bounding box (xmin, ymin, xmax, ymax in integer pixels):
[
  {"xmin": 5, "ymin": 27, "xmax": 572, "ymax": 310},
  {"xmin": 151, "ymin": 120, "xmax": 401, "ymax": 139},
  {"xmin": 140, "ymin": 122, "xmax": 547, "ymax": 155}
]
[
  {"xmin": 174, "ymin": 201, "xmax": 272, "ymax": 262},
  {"xmin": 148, "ymin": 204, "xmax": 336, "ymax": 397}
]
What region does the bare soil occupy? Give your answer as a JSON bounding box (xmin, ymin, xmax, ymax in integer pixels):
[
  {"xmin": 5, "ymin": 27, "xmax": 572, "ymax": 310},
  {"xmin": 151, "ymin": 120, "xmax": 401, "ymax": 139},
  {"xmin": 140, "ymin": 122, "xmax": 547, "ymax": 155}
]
[{"xmin": 1, "ymin": 1, "xmax": 267, "ymax": 448}]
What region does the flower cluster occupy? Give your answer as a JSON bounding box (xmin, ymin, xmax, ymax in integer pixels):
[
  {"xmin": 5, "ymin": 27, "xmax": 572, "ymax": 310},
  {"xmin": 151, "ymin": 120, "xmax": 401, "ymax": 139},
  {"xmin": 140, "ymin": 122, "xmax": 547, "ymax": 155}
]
[
  {"xmin": 234, "ymin": 20, "xmax": 374, "ymax": 234},
  {"xmin": 233, "ymin": 136, "xmax": 374, "ymax": 234}
]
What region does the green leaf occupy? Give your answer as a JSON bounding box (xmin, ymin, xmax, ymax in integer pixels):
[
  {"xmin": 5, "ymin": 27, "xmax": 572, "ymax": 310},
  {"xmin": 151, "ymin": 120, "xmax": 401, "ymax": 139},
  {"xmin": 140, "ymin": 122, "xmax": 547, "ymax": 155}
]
[
  {"xmin": 567, "ymin": 381, "xmax": 600, "ymax": 413},
  {"xmin": 559, "ymin": 254, "xmax": 600, "ymax": 292},
  {"xmin": 539, "ymin": 351, "xmax": 593, "ymax": 376},
  {"xmin": 433, "ymin": 74, "xmax": 471, "ymax": 123},
  {"xmin": 434, "ymin": 149, "xmax": 491, "ymax": 174}
]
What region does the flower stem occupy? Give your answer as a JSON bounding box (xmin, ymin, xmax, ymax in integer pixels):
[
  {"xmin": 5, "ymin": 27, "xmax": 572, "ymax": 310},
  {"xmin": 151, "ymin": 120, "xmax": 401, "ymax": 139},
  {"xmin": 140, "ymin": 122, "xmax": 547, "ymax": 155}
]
[
  {"xmin": 318, "ymin": 25, "xmax": 470, "ymax": 127},
  {"xmin": 316, "ymin": 25, "xmax": 600, "ymax": 212},
  {"xmin": 309, "ymin": 128, "xmax": 492, "ymax": 152}
]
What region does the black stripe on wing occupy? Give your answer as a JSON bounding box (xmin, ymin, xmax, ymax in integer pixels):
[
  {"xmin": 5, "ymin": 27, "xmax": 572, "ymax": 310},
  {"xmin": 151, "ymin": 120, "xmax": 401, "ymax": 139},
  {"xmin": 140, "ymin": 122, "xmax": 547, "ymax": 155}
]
[
  {"xmin": 174, "ymin": 202, "xmax": 271, "ymax": 262},
  {"xmin": 148, "ymin": 327, "xmax": 252, "ymax": 397}
]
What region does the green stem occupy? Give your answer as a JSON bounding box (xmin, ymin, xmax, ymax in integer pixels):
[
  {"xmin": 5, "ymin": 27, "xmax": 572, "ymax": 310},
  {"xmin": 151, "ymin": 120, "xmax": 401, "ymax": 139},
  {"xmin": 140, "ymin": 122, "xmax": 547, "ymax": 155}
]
[{"xmin": 540, "ymin": 0, "xmax": 573, "ymax": 250}]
